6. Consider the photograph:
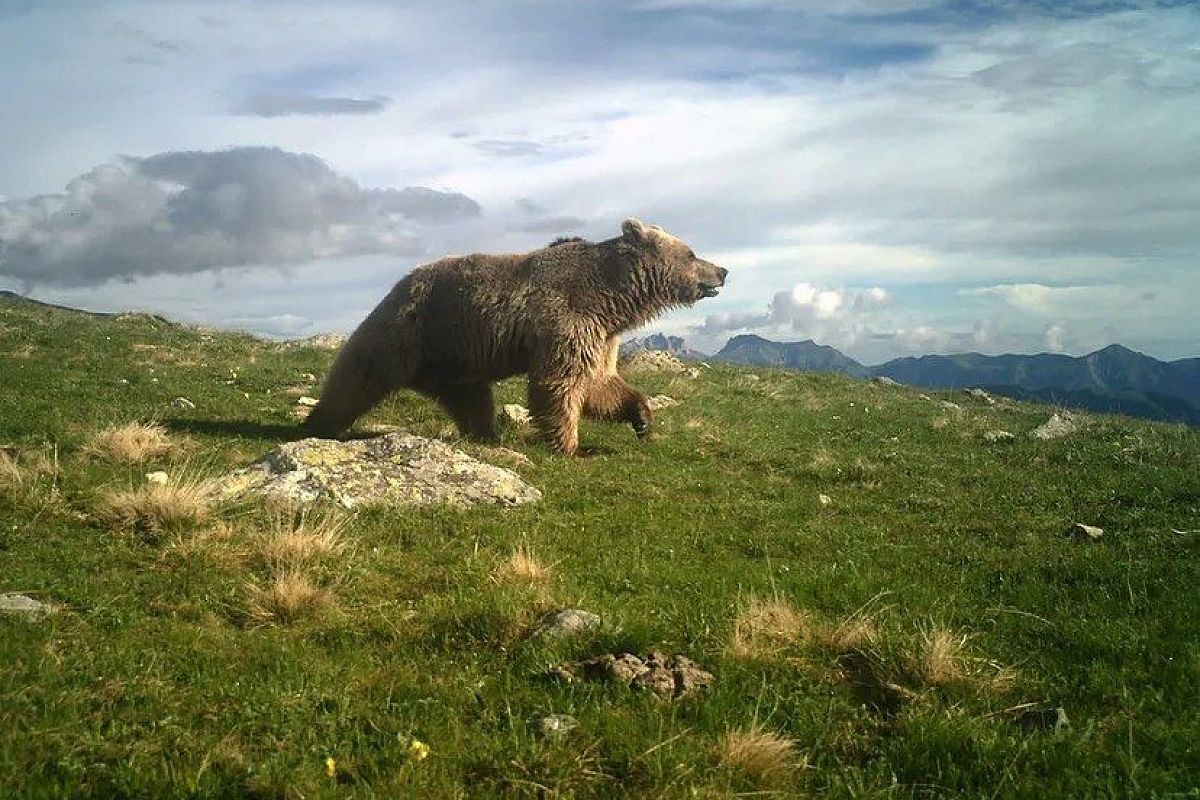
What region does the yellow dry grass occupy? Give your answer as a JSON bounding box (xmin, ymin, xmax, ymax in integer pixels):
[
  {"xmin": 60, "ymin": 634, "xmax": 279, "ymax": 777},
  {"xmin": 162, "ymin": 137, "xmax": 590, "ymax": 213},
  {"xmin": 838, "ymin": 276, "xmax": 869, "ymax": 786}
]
[
  {"xmin": 0, "ymin": 451, "xmax": 22, "ymax": 489},
  {"xmin": 729, "ymin": 594, "xmax": 810, "ymax": 659},
  {"xmin": 717, "ymin": 726, "xmax": 800, "ymax": 784},
  {"xmin": 255, "ymin": 508, "xmax": 348, "ymax": 571},
  {"xmin": 85, "ymin": 422, "xmax": 172, "ymax": 464},
  {"xmin": 913, "ymin": 626, "xmax": 970, "ymax": 687},
  {"xmin": 492, "ymin": 547, "xmax": 553, "ymax": 585},
  {"xmin": 98, "ymin": 477, "xmax": 213, "ymax": 534},
  {"xmin": 246, "ymin": 571, "xmax": 333, "ymax": 624}
]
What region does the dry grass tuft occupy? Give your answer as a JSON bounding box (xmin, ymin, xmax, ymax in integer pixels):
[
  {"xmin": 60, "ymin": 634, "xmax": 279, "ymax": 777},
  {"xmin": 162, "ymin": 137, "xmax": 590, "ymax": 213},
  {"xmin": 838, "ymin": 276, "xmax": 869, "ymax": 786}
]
[
  {"xmin": 85, "ymin": 422, "xmax": 172, "ymax": 464},
  {"xmin": 814, "ymin": 614, "xmax": 878, "ymax": 655},
  {"xmin": 492, "ymin": 547, "xmax": 554, "ymax": 585},
  {"xmin": 246, "ymin": 570, "xmax": 333, "ymax": 624},
  {"xmin": 98, "ymin": 477, "xmax": 213, "ymax": 535},
  {"xmin": 730, "ymin": 594, "xmax": 811, "ymax": 659},
  {"xmin": 717, "ymin": 726, "xmax": 800, "ymax": 784},
  {"xmin": 0, "ymin": 451, "xmax": 23, "ymax": 489},
  {"xmin": 256, "ymin": 508, "xmax": 348, "ymax": 571},
  {"xmin": 912, "ymin": 626, "xmax": 970, "ymax": 687}
]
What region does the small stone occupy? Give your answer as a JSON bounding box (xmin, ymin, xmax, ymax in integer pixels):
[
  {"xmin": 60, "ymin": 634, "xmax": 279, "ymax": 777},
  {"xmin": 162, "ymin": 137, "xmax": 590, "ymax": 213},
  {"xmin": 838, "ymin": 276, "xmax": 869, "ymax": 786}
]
[
  {"xmin": 530, "ymin": 608, "xmax": 601, "ymax": 640},
  {"xmin": 170, "ymin": 396, "xmax": 195, "ymax": 410},
  {"xmin": 873, "ymin": 376, "xmax": 900, "ymax": 386},
  {"xmin": 983, "ymin": 430, "xmax": 1015, "ymax": 443},
  {"xmin": 145, "ymin": 471, "xmax": 169, "ymax": 485},
  {"xmin": 939, "ymin": 400, "xmax": 963, "ymax": 412},
  {"xmin": 536, "ymin": 714, "xmax": 579, "ymax": 740},
  {"xmin": 818, "ymin": 493, "xmax": 832, "ymax": 507},
  {"xmin": 296, "ymin": 396, "xmax": 319, "ymax": 407},
  {"xmin": 300, "ymin": 372, "xmax": 317, "ymax": 382},
  {"xmin": 116, "ymin": 378, "xmax": 129, "ymax": 385},
  {"xmin": 1068, "ymin": 523, "xmax": 1104, "ymax": 542},
  {"xmin": 501, "ymin": 404, "xmax": 532, "ymax": 426},
  {"xmin": 647, "ymin": 395, "xmax": 679, "ymax": 411},
  {"xmin": 966, "ymin": 388, "xmax": 996, "ymax": 405},
  {"xmin": 1032, "ymin": 411, "xmax": 1077, "ymax": 440},
  {"xmin": 0, "ymin": 593, "xmax": 51, "ymax": 618}
]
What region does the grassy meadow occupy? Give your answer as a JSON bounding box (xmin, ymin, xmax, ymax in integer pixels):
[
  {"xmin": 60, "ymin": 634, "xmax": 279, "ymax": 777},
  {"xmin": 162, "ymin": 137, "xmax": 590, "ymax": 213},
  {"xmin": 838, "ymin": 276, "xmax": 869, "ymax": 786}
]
[{"xmin": 1, "ymin": 295, "xmax": 1198, "ymax": 798}]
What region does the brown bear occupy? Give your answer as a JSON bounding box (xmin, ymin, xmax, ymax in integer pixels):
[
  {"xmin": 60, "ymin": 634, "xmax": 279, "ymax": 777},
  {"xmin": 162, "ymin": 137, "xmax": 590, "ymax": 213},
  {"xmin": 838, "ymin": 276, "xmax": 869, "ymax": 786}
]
[{"xmin": 300, "ymin": 218, "xmax": 727, "ymax": 455}]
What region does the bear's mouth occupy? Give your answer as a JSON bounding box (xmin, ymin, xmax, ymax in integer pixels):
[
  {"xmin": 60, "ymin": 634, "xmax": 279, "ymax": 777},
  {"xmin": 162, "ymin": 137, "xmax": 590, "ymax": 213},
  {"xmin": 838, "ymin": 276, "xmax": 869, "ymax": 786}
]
[{"xmin": 698, "ymin": 283, "xmax": 722, "ymax": 299}]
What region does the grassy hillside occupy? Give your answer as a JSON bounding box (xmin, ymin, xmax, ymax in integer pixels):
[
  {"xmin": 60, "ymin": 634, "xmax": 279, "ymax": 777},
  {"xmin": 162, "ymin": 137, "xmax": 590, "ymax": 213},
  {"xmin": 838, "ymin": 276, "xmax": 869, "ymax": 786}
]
[{"xmin": 1, "ymin": 295, "xmax": 1198, "ymax": 799}]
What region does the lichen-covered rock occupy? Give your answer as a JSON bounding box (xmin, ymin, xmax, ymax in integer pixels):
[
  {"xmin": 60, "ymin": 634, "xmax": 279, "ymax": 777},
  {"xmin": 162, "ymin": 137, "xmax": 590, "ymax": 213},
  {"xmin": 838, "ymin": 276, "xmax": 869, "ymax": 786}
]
[
  {"xmin": 216, "ymin": 433, "xmax": 541, "ymax": 509},
  {"xmin": 500, "ymin": 404, "xmax": 533, "ymax": 426},
  {"xmin": 647, "ymin": 394, "xmax": 680, "ymax": 411},
  {"xmin": 279, "ymin": 333, "xmax": 348, "ymax": 351},
  {"xmin": 965, "ymin": 388, "xmax": 996, "ymax": 405},
  {"xmin": 621, "ymin": 350, "xmax": 697, "ymax": 376},
  {"xmin": 0, "ymin": 593, "xmax": 51, "ymax": 618},
  {"xmin": 983, "ymin": 430, "xmax": 1016, "ymax": 443},
  {"xmin": 1032, "ymin": 411, "xmax": 1078, "ymax": 439}
]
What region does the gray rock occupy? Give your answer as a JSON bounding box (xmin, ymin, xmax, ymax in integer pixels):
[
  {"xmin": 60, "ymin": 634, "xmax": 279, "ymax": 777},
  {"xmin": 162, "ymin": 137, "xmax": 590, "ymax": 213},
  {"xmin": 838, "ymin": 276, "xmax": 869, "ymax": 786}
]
[
  {"xmin": 170, "ymin": 396, "xmax": 195, "ymax": 410},
  {"xmin": 983, "ymin": 430, "xmax": 1016, "ymax": 443},
  {"xmin": 966, "ymin": 388, "xmax": 996, "ymax": 405},
  {"xmin": 215, "ymin": 433, "xmax": 542, "ymax": 509},
  {"xmin": 1032, "ymin": 411, "xmax": 1078, "ymax": 440},
  {"xmin": 939, "ymin": 400, "xmax": 963, "ymax": 412},
  {"xmin": 873, "ymin": 376, "xmax": 900, "ymax": 387},
  {"xmin": 647, "ymin": 394, "xmax": 680, "ymax": 411},
  {"xmin": 1068, "ymin": 522, "xmax": 1104, "ymax": 542},
  {"xmin": 0, "ymin": 593, "xmax": 51, "ymax": 618},
  {"xmin": 296, "ymin": 396, "xmax": 319, "ymax": 407},
  {"xmin": 530, "ymin": 608, "xmax": 602, "ymax": 640},
  {"xmin": 536, "ymin": 714, "xmax": 579, "ymax": 740}
]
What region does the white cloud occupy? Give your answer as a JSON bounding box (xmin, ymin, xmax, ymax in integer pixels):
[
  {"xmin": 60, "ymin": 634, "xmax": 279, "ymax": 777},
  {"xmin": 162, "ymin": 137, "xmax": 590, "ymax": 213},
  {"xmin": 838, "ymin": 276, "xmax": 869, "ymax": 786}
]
[
  {"xmin": 0, "ymin": 147, "xmax": 480, "ymax": 286},
  {"xmin": 1043, "ymin": 324, "xmax": 1066, "ymax": 353}
]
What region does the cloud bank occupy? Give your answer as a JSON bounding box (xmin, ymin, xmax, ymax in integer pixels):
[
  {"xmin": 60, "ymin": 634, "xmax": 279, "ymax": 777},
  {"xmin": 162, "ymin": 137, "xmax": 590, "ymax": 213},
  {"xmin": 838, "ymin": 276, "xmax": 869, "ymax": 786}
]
[{"xmin": 0, "ymin": 147, "xmax": 480, "ymax": 286}]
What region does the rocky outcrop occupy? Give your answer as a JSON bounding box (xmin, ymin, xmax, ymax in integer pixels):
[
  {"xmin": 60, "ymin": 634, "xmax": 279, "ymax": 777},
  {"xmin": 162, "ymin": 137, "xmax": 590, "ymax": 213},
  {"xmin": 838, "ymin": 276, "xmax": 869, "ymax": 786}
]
[{"xmin": 216, "ymin": 433, "xmax": 541, "ymax": 509}]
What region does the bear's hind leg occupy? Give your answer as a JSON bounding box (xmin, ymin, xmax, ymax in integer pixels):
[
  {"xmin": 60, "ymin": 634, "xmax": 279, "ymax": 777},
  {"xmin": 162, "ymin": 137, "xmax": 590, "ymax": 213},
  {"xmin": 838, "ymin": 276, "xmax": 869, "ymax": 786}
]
[
  {"xmin": 431, "ymin": 382, "xmax": 497, "ymax": 441},
  {"xmin": 583, "ymin": 375, "xmax": 653, "ymax": 438}
]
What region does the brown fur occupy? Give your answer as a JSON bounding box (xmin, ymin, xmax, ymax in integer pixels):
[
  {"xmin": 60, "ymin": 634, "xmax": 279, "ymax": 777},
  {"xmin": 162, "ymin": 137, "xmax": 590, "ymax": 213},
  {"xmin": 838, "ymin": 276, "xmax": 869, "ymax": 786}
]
[{"xmin": 301, "ymin": 219, "xmax": 727, "ymax": 455}]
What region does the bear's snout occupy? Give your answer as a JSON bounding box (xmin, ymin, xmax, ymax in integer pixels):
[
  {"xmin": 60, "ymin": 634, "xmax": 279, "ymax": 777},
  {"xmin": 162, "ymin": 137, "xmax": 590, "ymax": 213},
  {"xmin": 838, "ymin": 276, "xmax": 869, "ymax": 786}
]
[{"xmin": 695, "ymin": 260, "xmax": 727, "ymax": 299}]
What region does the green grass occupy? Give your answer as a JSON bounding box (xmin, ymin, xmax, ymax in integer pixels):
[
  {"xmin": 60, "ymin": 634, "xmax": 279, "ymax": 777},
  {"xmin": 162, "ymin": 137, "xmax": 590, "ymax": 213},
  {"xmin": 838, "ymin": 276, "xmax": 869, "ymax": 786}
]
[{"xmin": 1, "ymin": 296, "xmax": 1198, "ymax": 798}]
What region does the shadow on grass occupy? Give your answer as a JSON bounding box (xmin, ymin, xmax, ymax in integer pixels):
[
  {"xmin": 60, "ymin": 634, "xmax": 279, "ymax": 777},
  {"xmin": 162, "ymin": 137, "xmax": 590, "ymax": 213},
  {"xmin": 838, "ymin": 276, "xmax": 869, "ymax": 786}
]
[{"xmin": 164, "ymin": 418, "xmax": 302, "ymax": 442}]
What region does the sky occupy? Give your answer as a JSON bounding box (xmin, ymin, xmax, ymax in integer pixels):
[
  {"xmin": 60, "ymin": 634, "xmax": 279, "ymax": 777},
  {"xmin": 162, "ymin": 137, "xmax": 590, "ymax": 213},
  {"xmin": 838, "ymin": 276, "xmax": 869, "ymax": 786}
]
[{"xmin": 1, "ymin": 0, "xmax": 1198, "ymax": 364}]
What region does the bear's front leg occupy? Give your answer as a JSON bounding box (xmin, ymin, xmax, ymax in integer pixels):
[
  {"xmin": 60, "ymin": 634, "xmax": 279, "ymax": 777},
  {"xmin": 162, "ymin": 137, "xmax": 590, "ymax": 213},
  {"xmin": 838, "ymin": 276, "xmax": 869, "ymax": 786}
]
[
  {"xmin": 528, "ymin": 379, "xmax": 587, "ymax": 455},
  {"xmin": 583, "ymin": 374, "xmax": 653, "ymax": 438}
]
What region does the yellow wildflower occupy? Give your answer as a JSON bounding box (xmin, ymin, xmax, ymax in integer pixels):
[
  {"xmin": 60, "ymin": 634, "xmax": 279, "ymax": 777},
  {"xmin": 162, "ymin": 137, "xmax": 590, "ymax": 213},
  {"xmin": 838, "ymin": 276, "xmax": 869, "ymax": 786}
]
[
  {"xmin": 325, "ymin": 756, "xmax": 337, "ymax": 778},
  {"xmin": 408, "ymin": 738, "xmax": 430, "ymax": 761}
]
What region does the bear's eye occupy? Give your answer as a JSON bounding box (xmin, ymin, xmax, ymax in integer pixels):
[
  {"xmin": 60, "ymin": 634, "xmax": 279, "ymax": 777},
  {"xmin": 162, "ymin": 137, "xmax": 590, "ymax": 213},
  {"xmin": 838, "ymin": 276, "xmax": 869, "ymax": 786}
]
[{"xmin": 686, "ymin": 249, "xmax": 696, "ymax": 260}]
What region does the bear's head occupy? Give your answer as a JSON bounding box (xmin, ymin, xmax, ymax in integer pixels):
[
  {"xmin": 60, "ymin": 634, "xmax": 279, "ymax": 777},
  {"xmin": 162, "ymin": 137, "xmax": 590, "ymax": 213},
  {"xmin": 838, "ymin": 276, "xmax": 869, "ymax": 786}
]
[{"xmin": 620, "ymin": 218, "xmax": 728, "ymax": 306}]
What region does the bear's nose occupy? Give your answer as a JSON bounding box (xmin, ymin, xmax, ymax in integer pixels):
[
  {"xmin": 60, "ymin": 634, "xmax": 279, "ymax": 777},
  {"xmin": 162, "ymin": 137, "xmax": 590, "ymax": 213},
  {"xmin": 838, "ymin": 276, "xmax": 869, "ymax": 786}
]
[{"xmin": 716, "ymin": 266, "xmax": 729, "ymax": 284}]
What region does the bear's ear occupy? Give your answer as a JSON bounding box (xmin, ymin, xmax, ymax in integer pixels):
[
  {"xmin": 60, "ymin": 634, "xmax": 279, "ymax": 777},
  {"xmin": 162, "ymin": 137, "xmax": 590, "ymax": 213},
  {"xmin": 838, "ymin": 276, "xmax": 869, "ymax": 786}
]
[{"xmin": 622, "ymin": 218, "xmax": 651, "ymax": 245}]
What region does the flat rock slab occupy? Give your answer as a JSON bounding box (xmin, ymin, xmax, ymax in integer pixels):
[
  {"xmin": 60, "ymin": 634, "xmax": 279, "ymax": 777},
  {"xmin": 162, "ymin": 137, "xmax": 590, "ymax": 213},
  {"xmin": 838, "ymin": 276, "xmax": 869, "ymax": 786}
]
[
  {"xmin": 0, "ymin": 593, "xmax": 51, "ymax": 618},
  {"xmin": 217, "ymin": 433, "xmax": 542, "ymax": 509}
]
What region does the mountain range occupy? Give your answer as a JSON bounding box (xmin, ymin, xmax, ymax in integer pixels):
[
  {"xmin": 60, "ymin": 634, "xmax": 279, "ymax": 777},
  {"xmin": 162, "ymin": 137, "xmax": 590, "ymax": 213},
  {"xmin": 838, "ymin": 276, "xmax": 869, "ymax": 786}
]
[{"xmin": 622, "ymin": 333, "xmax": 1200, "ymax": 425}]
